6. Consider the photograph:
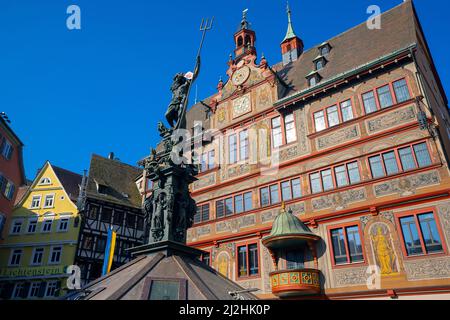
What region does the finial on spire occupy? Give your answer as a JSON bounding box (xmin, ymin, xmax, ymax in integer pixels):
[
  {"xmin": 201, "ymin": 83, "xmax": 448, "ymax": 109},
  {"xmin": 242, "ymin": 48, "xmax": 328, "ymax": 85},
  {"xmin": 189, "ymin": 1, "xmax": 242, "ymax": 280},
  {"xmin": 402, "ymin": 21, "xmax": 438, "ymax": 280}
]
[
  {"xmin": 281, "ymin": 202, "xmax": 286, "ymax": 211},
  {"xmin": 240, "ymin": 8, "xmax": 249, "ymax": 30},
  {"xmin": 283, "ymin": 1, "xmax": 297, "ymax": 42}
]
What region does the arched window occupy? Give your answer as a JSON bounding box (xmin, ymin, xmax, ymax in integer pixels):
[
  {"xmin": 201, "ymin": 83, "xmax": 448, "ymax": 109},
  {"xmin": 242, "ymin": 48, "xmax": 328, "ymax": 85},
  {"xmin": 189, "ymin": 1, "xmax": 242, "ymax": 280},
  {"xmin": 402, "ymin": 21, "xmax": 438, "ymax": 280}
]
[
  {"xmin": 309, "ymin": 76, "xmax": 317, "ymax": 87},
  {"xmin": 237, "ymin": 36, "xmax": 243, "ymax": 47},
  {"xmin": 244, "ymin": 35, "xmax": 252, "ymax": 46}
]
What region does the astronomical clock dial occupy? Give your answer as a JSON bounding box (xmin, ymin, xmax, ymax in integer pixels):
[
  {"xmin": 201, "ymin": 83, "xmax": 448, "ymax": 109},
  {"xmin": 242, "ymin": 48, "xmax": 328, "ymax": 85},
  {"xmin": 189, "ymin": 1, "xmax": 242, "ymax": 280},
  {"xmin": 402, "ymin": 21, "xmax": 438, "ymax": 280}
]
[
  {"xmin": 231, "ymin": 66, "xmax": 251, "ymax": 86},
  {"xmin": 232, "ymin": 94, "xmax": 251, "ymax": 118}
]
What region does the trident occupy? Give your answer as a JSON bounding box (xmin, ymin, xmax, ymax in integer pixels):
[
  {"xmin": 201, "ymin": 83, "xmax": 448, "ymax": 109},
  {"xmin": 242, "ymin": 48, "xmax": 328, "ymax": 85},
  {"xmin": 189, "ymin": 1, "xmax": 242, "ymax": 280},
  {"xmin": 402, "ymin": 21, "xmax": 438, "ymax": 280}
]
[{"xmin": 197, "ymin": 17, "xmax": 214, "ymax": 59}]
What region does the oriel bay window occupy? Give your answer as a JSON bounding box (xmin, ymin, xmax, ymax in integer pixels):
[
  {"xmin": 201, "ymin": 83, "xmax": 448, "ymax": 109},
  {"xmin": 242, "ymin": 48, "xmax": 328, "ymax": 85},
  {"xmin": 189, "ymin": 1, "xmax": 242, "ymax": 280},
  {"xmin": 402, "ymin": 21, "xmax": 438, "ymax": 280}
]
[
  {"xmin": 310, "ymin": 161, "xmax": 361, "ymax": 194},
  {"xmin": 237, "ymin": 243, "xmax": 259, "ymax": 278},
  {"xmin": 398, "ymin": 210, "xmax": 444, "ymax": 257},
  {"xmin": 260, "ymin": 177, "xmax": 302, "ymax": 207},
  {"xmin": 216, "ymin": 192, "xmax": 253, "ymax": 219},
  {"xmin": 368, "ymin": 142, "xmax": 432, "ymax": 179},
  {"xmin": 362, "ymin": 78, "xmax": 411, "ymax": 114},
  {"xmin": 329, "ymin": 224, "xmax": 364, "ymax": 265}
]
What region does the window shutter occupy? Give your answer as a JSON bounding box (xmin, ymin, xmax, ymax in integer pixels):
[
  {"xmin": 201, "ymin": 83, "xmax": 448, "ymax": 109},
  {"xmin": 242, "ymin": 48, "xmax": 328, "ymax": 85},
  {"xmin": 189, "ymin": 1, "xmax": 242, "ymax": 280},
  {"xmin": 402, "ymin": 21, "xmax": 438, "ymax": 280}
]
[
  {"xmin": 37, "ymin": 282, "xmax": 47, "ymax": 298},
  {"xmin": 20, "ymin": 282, "xmax": 31, "ymax": 299}
]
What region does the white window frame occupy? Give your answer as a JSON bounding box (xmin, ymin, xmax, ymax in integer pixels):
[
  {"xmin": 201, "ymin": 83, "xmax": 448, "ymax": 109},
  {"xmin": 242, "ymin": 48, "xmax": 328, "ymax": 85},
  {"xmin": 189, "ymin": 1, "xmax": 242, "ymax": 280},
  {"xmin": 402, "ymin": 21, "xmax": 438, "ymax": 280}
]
[
  {"xmin": 27, "ymin": 218, "xmax": 38, "ymax": 234},
  {"xmin": 43, "ymin": 194, "xmax": 55, "ymax": 209},
  {"xmin": 30, "ymin": 195, "xmax": 42, "ymax": 209},
  {"xmin": 38, "ymin": 177, "xmax": 52, "ymax": 186},
  {"xmin": 57, "ymin": 217, "xmax": 70, "ymax": 232},
  {"xmin": 28, "ymin": 282, "xmax": 41, "ymax": 298},
  {"xmin": 41, "ymin": 218, "xmax": 53, "ymax": 233},
  {"xmin": 30, "ymin": 247, "xmax": 45, "ymax": 266},
  {"xmin": 48, "ymin": 246, "xmax": 62, "ymax": 265},
  {"xmin": 9, "ymin": 248, "xmax": 23, "ymax": 266},
  {"xmin": 45, "ymin": 281, "xmax": 58, "ymax": 297},
  {"xmin": 12, "ymin": 282, "xmax": 25, "ymax": 299},
  {"xmin": 10, "ymin": 219, "xmax": 24, "ymax": 235}
]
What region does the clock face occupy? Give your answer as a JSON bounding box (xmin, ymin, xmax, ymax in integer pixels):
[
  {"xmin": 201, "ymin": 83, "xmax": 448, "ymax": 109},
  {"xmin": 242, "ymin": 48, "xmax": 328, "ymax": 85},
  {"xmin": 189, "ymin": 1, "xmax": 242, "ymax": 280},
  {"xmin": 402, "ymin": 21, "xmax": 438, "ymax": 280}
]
[
  {"xmin": 233, "ymin": 95, "xmax": 251, "ymax": 118},
  {"xmin": 231, "ymin": 66, "xmax": 250, "ymax": 86}
]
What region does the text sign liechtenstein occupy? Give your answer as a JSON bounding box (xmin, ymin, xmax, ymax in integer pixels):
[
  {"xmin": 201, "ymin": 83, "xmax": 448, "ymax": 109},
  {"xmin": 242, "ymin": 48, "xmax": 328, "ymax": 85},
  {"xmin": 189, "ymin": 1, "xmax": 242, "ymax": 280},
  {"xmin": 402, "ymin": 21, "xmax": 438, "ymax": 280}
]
[{"xmin": 0, "ymin": 266, "xmax": 66, "ymax": 278}]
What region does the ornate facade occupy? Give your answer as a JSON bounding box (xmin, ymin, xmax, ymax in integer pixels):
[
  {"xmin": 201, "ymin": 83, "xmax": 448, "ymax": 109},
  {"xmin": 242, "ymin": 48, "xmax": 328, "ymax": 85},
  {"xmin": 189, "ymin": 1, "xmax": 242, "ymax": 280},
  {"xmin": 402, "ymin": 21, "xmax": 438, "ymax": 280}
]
[{"xmin": 185, "ymin": 2, "xmax": 450, "ymax": 299}]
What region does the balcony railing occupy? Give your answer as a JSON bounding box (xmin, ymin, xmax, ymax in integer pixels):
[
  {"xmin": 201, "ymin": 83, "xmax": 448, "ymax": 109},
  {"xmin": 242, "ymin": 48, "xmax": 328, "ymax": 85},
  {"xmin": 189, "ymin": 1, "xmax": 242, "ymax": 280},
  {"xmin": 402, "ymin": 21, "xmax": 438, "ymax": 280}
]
[{"xmin": 270, "ymin": 268, "xmax": 321, "ymax": 298}]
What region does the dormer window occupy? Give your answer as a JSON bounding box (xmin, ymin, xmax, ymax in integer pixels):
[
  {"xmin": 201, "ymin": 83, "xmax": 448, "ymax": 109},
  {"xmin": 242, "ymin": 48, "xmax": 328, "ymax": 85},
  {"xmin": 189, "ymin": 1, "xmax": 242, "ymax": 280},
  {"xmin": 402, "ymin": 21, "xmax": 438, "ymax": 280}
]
[
  {"xmin": 313, "ymin": 56, "xmax": 327, "ymax": 71},
  {"xmin": 318, "ymin": 42, "xmax": 331, "ymax": 57},
  {"xmin": 38, "ymin": 178, "xmax": 51, "ymax": 186},
  {"xmin": 306, "ymin": 72, "xmax": 321, "ymax": 87}
]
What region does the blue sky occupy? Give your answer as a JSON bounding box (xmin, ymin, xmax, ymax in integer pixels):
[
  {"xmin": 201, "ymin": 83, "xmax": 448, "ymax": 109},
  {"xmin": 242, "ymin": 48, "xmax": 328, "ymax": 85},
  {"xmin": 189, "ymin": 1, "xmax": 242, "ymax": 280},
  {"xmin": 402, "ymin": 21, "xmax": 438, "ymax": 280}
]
[{"xmin": 0, "ymin": 0, "xmax": 448, "ymax": 180}]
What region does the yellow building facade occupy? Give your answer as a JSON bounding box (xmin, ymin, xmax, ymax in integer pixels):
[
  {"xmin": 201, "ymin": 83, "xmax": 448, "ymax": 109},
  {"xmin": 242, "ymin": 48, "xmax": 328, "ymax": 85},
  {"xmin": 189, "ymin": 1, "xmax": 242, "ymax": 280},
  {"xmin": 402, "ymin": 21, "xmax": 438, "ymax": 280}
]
[{"xmin": 0, "ymin": 162, "xmax": 82, "ymax": 299}]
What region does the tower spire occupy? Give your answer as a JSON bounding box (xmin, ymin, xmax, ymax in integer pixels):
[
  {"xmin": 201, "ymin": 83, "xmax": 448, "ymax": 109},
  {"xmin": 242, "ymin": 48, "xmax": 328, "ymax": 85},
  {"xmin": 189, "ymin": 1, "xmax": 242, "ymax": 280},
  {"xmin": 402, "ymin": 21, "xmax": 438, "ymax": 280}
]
[{"xmin": 283, "ymin": 1, "xmax": 297, "ymax": 42}]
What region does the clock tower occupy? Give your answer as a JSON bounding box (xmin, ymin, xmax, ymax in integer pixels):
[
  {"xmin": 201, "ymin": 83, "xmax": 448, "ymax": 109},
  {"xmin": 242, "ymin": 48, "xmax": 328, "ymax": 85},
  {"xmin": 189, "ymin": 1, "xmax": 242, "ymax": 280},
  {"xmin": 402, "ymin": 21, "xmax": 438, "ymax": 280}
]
[{"xmin": 233, "ymin": 9, "xmax": 256, "ymax": 62}]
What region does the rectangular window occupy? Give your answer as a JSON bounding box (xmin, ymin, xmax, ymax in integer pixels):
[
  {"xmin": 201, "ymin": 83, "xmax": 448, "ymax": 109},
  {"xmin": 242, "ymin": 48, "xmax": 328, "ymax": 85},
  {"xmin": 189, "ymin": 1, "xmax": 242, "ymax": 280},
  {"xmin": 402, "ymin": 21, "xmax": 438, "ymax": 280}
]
[
  {"xmin": 82, "ymin": 235, "xmax": 93, "ymax": 250},
  {"xmin": 314, "ymin": 111, "xmax": 326, "ymax": 132},
  {"xmin": 413, "ymin": 143, "xmax": 432, "ymax": 168},
  {"xmin": 243, "ymin": 192, "xmax": 252, "ymax": 211},
  {"xmin": 208, "ymin": 150, "xmax": 215, "ymax": 170},
  {"xmin": 200, "ymin": 153, "xmax": 208, "ymax": 172},
  {"xmin": 12, "ymin": 283, "xmax": 25, "ymax": 299},
  {"xmin": 31, "ymin": 196, "xmax": 41, "ymax": 209},
  {"xmin": 216, "ymin": 200, "xmax": 225, "ymax": 218},
  {"xmin": 101, "ymin": 208, "xmax": 112, "ymax": 223},
  {"xmin": 194, "ymin": 204, "xmax": 210, "ymax": 224},
  {"xmin": 362, "ymin": 91, "xmax": 377, "ymax": 114},
  {"xmin": 260, "ymin": 187, "xmax": 270, "ymax": 207},
  {"xmin": 334, "ymin": 165, "xmax": 349, "ymax": 188},
  {"xmin": 87, "ymin": 206, "xmax": 99, "ymax": 219},
  {"xmin": 4, "ymin": 181, "xmax": 15, "ymax": 200},
  {"xmin": 382, "ymin": 151, "xmax": 399, "ymax": 175},
  {"xmin": 369, "ymin": 155, "xmax": 385, "ymax": 178},
  {"xmin": 225, "ymin": 198, "xmax": 233, "ymax": 216},
  {"xmin": 126, "ymin": 214, "xmax": 136, "ymax": 228},
  {"xmin": 310, "ymin": 172, "xmax": 322, "ymax": 194},
  {"xmin": 95, "ymin": 238, "xmax": 106, "ymax": 253},
  {"xmin": 239, "ymin": 130, "xmax": 249, "ymax": 160},
  {"xmin": 399, "ymin": 146, "xmax": 416, "ymax": 171},
  {"xmin": 113, "ymin": 210, "xmax": 124, "ymax": 225},
  {"xmin": 45, "ymin": 281, "xmax": 58, "ymax": 297},
  {"xmin": 284, "ymin": 113, "xmax": 297, "ymax": 143},
  {"xmin": 340, "ymin": 100, "xmax": 354, "ymax": 122},
  {"xmin": 321, "ymin": 169, "xmax": 333, "ymax": 191},
  {"xmin": 49, "ymin": 246, "xmax": 62, "ymax": 264},
  {"xmin": 271, "ymin": 117, "xmax": 283, "ymax": 148},
  {"xmin": 393, "ymin": 79, "xmax": 411, "ymax": 103},
  {"xmin": 400, "ymin": 212, "xmax": 443, "ymax": 256},
  {"xmin": 43, "ymin": 194, "xmax": 55, "ymax": 208},
  {"xmin": 202, "ymin": 252, "xmax": 210, "ymax": 266},
  {"xmin": 229, "ymin": 134, "xmax": 237, "ymax": 164},
  {"xmin": 291, "ymin": 178, "xmax": 302, "ymax": 199},
  {"xmin": 1, "ymin": 140, "xmax": 14, "ymax": 160},
  {"xmin": 11, "ymin": 220, "xmax": 23, "ymax": 234},
  {"xmin": 326, "ymin": 105, "xmax": 340, "ymax": 127},
  {"xmin": 41, "ymin": 219, "xmax": 53, "ymax": 233},
  {"xmin": 27, "ymin": 219, "xmax": 38, "ymax": 234},
  {"xmin": 377, "ymin": 85, "xmax": 394, "ymax": 109},
  {"xmin": 9, "ymin": 249, "xmax": 23, "ymax": 266},
  {"xmin": 237, "ymin": 243, "xmax": 259, "ymax": 278},
  {"xmin": 281, "ymin": 181, "xmax": 292, "ymax": 201},
  {"xmin": 269, "ymin": 185, "xmax": 280, "ymax": 204},
  {"xmin": 28, "ymin": 283, "xmax": 41, "ymax": 298},
  {"xmin": 347, "ymin": 162, "xmax": 361, "ymax": 184},
  {"xmin": 235, "ymin": 195, "xmax": 244, "ymax": 214},
  {"xmin": 330, "ymin": 225, "xmax": 364, "ymax": 265},
  {"xmin": 31, "ymin": 248, "xmax": 44, "ymax": 266},
  {"xmin": 58, "ymin": 218, "xmax": 69, "ymax": 232}
]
